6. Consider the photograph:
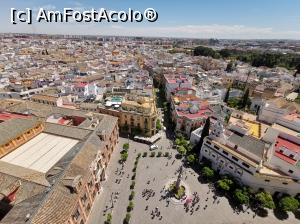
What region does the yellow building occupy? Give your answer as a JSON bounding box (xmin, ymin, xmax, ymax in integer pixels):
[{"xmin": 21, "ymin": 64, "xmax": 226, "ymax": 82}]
[{"xmin": 119, "ymin": 95, "xmax": 158, "ymax": 137}]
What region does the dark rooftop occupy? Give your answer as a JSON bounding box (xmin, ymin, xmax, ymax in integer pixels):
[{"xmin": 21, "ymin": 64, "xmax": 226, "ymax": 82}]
[{"xmin": 228, "ymin": 133, "xmax": 265, "ymax": 158}]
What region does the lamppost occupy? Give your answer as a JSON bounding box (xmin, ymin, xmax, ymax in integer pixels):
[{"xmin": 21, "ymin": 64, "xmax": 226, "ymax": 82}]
[{"xmin": 110, "ymin": 192, "xmax": 114, "ymax": 209}]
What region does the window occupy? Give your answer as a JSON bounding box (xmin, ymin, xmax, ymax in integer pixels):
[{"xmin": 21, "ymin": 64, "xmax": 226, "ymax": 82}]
[
  {"xmin": 81, "ymin": 194, "xmax": 87, "ymax": 204},
  {"xmin": 242, "ymin": 162, "xmax": 250, "ymax": 169},
  {"xmin": 222, "ymin": 150, "xmax": 228, "ymax": 156},
  {"xmin": 288, "ymin": 170, "xmax": 294, "ymax": 174},
  {"xmin": 214, "ymin": 145, "xmax": 220, "ymax": 150},
  {"xmin": 232, "ymin": 156, "xmax": 238, "ymax": 162},
  {"xmin": 229, "ymin": 165, "xmax": 234, "ymax": 170},
  {"xmin": 206, "ymin": 141, "xmax": 211, "ymax": 145},
  {"xmin": 87, "ymin": 203, "xmax": 91, "ymax": 212},
  {"xmin": 204, "ymin": 149, "xmax": 208, "ymax": 153},
  {"xmin": 87, "ymin": 179, "xmax": 93, "ymax": 188},
  {"xmin": 73, "ymin": 209, "xmax": 80, "ymax": 220},
  {"xmin": 212, "ymin": 154, "xmax": 216, "ymax": 158},
  {"xmin": 282, "ymin": 182, "xmax": 288, "ymax": 185},
  {"xmin": 264, "ymin": 179, "xmax": 270, "ymax": 182}
]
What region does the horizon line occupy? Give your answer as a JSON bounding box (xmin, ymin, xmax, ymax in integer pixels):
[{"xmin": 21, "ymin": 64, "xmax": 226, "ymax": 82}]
[{"xmin": 1, "ymin": 32, "xmax": 300, "ymax": 41}]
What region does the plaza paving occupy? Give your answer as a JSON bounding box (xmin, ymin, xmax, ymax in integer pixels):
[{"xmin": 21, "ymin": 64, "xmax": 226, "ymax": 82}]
[{"xmin": 87, "ymin": 135, "xmax": 300, "ymax": 224}]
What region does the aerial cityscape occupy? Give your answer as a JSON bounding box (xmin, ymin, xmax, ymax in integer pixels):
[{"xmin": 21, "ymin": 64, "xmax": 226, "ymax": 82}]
[{"xmin": 0, "ymin": 1, "xmax": 300, "ymax": 224}]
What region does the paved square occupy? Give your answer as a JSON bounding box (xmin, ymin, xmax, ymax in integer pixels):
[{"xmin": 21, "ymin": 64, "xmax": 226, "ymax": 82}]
[{"xmin": 87, "ymin": 135, "xmax": 300, "ymax": 224}]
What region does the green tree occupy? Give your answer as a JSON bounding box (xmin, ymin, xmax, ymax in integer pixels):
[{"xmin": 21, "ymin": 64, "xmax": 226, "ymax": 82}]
[
  {"xmin": 186, "ymin": 143, "xmax": 194, "ymax": 152},
  {"xmin": 223, "ymin": 86, "xmax": 230, "ymax": 103},
  {"xmin": 127, "ymin": 201, "xmax": 134, "ymax": 212},
  {"xmin": 201, "ymin": 166, "xmax": 214, "ymax": 179},
  {"xmin": 186, "ymin": 154, "xmax": 196, "ymax": 164},
  {"xmin": 197, "ymin": 117, "xmax": 210, "ymax": 155},
  {"xmin": 105, "ymin": 213, "xmax": 112, "ymax": 224},
  {"xmin": 123, "ymin": 143, "xmax": 129, "ymax": 151},
  {"xmin": 123, "ymin": 213, "xmax": 131, "ymax": 224},
  {"xmin": 225, "ymin": 61, "xmax": 234, "ymax": 72},
  {"xmin": 194, "ymin": 46, "xmax": 219, "ymax": 58},
  {"xmin": 227, "ymin": 98, "xmax": 240, "ymax": 108},
  {"xmin": 194, "ymin": 47, "xmax": 300, "ymax": 71},
  {"xmin": 255, "ymin": 191, "xmax": 276, "ymax": 209},
  {"xmin": 217, "ymin": 177, "xmax": 234, "ymax": 191},
  {"xmin": 177, "ymin": 146, "xmax": 187, "ymax": 156},
  {"xmin": 234, "ymin": 188, "xmax": 250, "ymax": 205},
  {"xmin": 129, "ymin": 191, "xmax": 135, "ymax": 200},
  {"xmin": 239, "ymin": 88, "xmax": 250, "ymax": 109},
  {"xmin": 120, "ymin": 151, "xmax": 128, "ymax": 162},
  {"xmin": 279, "ymin": 196, "xmax": 300, "ymax": 212},
  {"xmin": 130, "ymin": 181, "xmax": 135, "ymax": 189},
  {"xmin": 175, "ymin": 138, "xmax": 181, "ymax": 146}
]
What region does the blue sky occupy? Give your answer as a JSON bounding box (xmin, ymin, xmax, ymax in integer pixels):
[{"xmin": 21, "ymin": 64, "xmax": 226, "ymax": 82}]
[{"xmin": 1, "ymin": 0, "xmax": 300, "ymax": 39}]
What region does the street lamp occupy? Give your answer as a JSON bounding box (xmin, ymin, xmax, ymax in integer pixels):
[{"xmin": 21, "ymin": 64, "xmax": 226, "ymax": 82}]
[{"xmin": 110, "ymin": 192, "xmax": 114, "ymax": 208}]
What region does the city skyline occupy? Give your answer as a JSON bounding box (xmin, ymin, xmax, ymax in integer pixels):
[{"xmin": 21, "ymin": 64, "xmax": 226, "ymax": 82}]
[{"xmin": 1, "ymin": 0, "xmax": 300, "ymax": 39}]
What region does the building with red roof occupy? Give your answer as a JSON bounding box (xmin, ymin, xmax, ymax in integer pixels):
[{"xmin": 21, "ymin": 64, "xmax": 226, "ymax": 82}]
[
  {"xmin": 171, "ymin": 93, "xmax": 212, "ymax": 136},
  {"xmin": 0, "ymin": 112, "xmax": 30, "ymax": 123}
]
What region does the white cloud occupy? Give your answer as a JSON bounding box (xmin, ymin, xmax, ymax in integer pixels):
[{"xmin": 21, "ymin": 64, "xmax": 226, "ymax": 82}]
[{"xmin": 2, "ymin": 21, "xmax": 300, "ymax": 39}]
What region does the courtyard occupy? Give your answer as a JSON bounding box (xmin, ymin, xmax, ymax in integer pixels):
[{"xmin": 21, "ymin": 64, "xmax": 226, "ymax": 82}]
[{"xmin": 87, "ymin": 133, "xmax": 300, "ymax": 224}]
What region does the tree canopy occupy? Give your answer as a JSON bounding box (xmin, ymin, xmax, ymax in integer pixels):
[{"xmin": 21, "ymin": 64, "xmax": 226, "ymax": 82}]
[
  {"xmin": 177, "ymin": 146, "xmax": 187, "ymax": 156},
  {"xmin": 255, "ymin": 191, "xmax": 276, "ymax": 209},
  {"xmin": 217, "ymin": 176, "xmax": 235, "ymax": 191},
  {"xmin": 201, "ymin": 166, "xmax": 215, "ymax": 179},
  {"xmin": 239, "ymin": 88, "xmax": 250, "ymax": 109},
  {"xmin": 194, "ymin": 46, "xmax": 220, "ymax": 59},
  {"xmin": 197, "ymin": 117, "xmax": 210, "ymax": 155},
  {"xmin": 224, "ymin": 86, "xmax": 230, "ymax": 103},
  {"xmin": 123, "ymin": 143, "xmax": 129, "ymax": 150},
  {"xmin": 186, "ymin": 154, "xmax": 196, "ymax": 164},
  {"xmin": 279, "ymin": 196, "xmax": 300, "ymax": 212},
  {"xmin": 234, "ymin": 188, "xmax": 250, "ymax": 205},
  {"xmin": 194, "ymin": 46, "xmax": 300, "ymax": 71}
]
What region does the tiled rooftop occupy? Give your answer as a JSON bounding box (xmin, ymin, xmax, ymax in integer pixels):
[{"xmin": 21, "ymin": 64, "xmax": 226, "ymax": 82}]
[{"xmin": 274, "ymin": 136, "xmax": 300, "ymax": 165}]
